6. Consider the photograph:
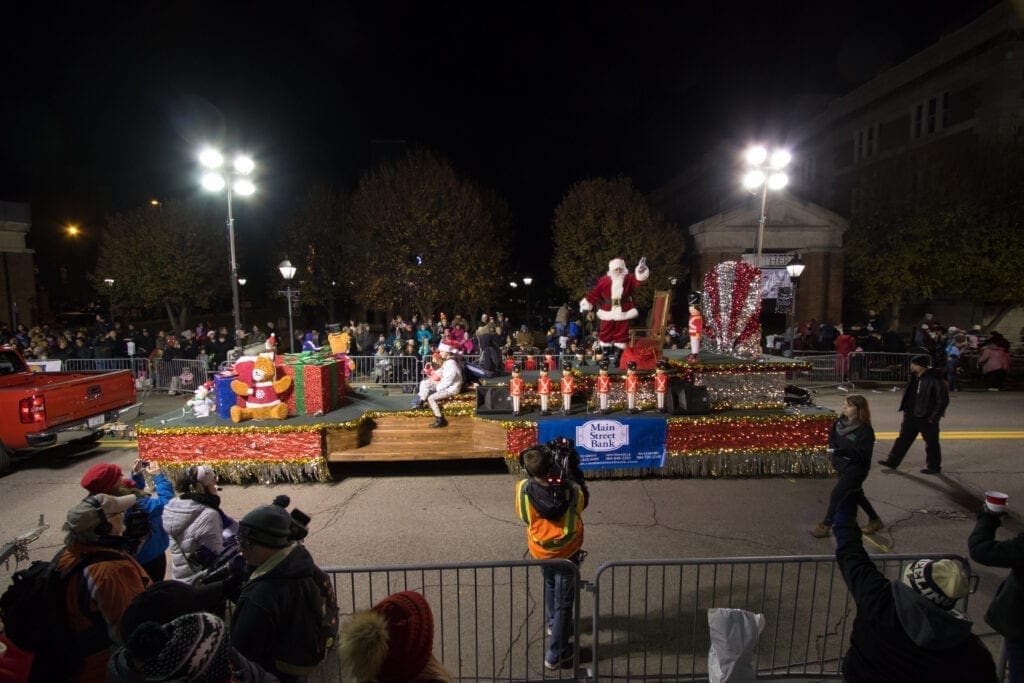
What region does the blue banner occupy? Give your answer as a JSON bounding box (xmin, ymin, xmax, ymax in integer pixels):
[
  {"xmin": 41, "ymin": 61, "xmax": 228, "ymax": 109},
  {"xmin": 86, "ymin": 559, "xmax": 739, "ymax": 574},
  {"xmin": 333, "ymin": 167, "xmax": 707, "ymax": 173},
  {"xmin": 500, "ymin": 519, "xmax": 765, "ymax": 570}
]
[{"xmin": 538, "ymin": 416, "xmax": 667, "ymax": 471}]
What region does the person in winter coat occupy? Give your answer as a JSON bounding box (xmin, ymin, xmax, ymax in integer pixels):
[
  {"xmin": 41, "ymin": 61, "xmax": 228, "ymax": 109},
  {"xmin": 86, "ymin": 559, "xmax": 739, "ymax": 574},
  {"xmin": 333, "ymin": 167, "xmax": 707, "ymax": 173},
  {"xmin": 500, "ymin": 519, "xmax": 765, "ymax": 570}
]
[
  {"xmin": 108, "ymin": 581, "xmax": 276, "ymax": 683},
  {"xmin": 230, "ymin": 504, "xmax": 324, "ymax": 683},
  {"xmin": 877, "ymin": 354, "xmax": 950, "ymax": 474},
  {"xmin": 832, "ymin": 495, "xmax": 996, "ymax": 682},
  {"xmin": 809, "ymin": 395, "xmax": 884, "ymax": 538},
  {"xmin": 833, "ymin": 324, "xmax": 858, "ymax": 382},
  {"xmin": 48, "ymin": 494, "xmax": 151, "ymax": 682},
  {"xmin": 978, "ymin": 341, "xmax": 1011, "ymax": 391},
  {"xmin": 162, "ymin": 466, "xmax": 237, "ymax": 584},
  {"xmin": 969, "ymin": 499, "xmax": 1024, "ymax": 682},
  {"xmin": 80, "ymin": 459, "xmax": 174, "ymax": 582}
]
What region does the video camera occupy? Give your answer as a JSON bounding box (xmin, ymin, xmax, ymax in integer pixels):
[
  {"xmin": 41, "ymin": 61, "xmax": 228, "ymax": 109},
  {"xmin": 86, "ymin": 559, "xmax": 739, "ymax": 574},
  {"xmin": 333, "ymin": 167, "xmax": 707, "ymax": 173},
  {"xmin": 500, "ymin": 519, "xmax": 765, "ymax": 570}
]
[{"xmin": 544, "ymin": 436, "xmax": 590, "ymax": 509}]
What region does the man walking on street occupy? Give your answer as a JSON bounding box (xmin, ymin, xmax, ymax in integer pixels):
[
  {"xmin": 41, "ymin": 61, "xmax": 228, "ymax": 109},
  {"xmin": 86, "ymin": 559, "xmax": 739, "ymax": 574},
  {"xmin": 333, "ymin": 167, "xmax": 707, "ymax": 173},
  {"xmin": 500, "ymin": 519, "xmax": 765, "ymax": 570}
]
[{"xmin": 878, "ymin": 354, "xmax": 950, "ymax": 474}]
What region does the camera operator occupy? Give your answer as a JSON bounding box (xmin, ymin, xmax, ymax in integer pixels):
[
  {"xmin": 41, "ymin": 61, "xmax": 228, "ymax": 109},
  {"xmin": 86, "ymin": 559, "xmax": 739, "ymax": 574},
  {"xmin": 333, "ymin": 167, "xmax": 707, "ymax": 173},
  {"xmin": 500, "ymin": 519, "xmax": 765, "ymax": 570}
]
[
  {"xmin": 515, "ymin": 439, "xmax": 589, "ymax": 672},
  {"xmin": 229, "ymin": 500, "xmax": 327, "ymax": 682}
]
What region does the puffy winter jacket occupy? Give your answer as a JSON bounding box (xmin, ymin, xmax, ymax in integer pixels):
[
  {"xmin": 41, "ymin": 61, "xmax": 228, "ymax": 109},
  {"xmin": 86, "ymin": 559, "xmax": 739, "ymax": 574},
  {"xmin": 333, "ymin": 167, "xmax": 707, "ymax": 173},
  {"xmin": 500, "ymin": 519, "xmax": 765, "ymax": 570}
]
[
  {"xmin": 162, "ymin": 497, "xmax": 224, "ymax": 583},
  {"xmin": 129, "ymin": 472, "xmax": 174, "ymax": 565}
]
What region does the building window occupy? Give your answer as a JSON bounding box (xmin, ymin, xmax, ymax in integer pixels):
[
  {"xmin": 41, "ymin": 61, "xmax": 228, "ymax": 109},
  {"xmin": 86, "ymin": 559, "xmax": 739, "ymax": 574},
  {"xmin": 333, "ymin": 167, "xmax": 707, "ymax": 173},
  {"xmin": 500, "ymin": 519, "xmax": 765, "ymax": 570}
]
[
  {"xmin": 914, "ymin": 104, "xmax": 922, "ymax": 138},
  {"xmin": 927, "ymin": 97, "xmax": 936, "ymax": 134}
]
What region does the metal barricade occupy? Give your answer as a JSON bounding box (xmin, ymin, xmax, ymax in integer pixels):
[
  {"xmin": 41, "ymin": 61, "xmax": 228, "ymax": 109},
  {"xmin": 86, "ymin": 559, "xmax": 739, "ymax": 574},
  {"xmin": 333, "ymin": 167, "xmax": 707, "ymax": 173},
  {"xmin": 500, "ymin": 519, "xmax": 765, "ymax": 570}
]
[
  {"xmin": 785, "ymin": 353, "xmax": 848, "ymax": 390},
  {"xmin": 849, "ymin": 352, "xmax": 914, "ymax": 387},
  {"xmin": 63, "ymin": 357, "xmax": 151, "ymax": 378},
  {"xmin": 590, "ymin": 554, "xmax": 972, "ymax": 681},
  {"xmin": 319, "ymin": 560, "xmax": 582, "ymax": 682},
  {"xmin": 150, "ymin": 358, "xmax": 210, "ymax": 394}
]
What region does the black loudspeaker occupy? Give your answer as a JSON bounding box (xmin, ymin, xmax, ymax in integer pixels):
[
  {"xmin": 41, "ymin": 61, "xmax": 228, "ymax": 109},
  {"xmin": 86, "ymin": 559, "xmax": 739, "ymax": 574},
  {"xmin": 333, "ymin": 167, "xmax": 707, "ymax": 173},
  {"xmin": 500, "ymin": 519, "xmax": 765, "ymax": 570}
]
[
  {"xmin": 670, "ymin": 381, "xmax": 711, "ymax": 415},
  {"xmin": 476, "ymin": 385, "xmax": 514, "ymax": 414}
]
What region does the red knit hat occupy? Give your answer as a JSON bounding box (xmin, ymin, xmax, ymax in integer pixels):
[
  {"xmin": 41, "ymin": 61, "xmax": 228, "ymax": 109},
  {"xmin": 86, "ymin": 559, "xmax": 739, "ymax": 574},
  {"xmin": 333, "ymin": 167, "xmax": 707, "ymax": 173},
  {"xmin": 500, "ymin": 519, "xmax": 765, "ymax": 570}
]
[
  {"xmin": 81, "ymin": 463, "xmax": 134, "ymax": 494},
  {"xmin": 340, "ymin": 590, "xmax": 434, "ymax": 682}
]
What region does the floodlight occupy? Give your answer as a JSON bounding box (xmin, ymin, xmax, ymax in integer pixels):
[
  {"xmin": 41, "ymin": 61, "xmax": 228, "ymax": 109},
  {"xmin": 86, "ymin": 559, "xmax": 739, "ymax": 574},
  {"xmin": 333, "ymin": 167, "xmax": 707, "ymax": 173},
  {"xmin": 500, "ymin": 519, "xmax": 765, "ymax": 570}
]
[
  {"xmin": 745, "ymin": 145, "xmax": 768, "ymax": 166},
  {"xmin": 743, "ymin": 170, "xmax": 766, "ymax": 189},
  {"xmin": 199, "ymin": 148, "xmax": 224, "ymax": 169},
  {"xmin": 201, "ymin": 172, "xmax": 226, "ymax": 192},
  {"xmin": 768, "ymin": 172, "xmax": 788, "ymax": 190}
]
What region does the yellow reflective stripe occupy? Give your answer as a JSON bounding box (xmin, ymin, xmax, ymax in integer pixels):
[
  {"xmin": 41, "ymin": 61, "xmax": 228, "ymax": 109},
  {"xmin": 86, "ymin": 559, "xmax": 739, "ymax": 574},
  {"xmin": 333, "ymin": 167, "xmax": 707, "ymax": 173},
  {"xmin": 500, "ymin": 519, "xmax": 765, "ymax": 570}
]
[{"xmin": 516, "ymin": 480, "xmax": 531, "ymax": 525}]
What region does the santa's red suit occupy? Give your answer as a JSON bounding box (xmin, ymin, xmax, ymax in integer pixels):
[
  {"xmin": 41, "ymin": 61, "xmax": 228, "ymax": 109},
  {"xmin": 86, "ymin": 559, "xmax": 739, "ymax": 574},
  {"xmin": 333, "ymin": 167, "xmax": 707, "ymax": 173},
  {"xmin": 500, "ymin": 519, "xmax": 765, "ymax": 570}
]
[{"xmin": 580, "ymin": 257, "xmax": 649, "ymax": 349}]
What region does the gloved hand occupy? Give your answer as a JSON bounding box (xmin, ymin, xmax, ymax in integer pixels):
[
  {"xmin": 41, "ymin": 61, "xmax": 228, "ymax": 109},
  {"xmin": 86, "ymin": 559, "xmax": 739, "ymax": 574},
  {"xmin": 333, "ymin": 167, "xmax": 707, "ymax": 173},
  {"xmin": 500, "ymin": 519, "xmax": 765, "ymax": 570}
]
[{"xmin": 637, "ymin": 257, "xmax": 648, "ymax": 273}]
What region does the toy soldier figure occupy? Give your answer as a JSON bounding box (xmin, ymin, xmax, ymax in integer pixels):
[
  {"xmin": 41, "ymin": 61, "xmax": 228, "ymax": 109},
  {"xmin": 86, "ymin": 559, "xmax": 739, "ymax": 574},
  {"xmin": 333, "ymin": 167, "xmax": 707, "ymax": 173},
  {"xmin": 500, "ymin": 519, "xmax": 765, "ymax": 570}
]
[
  {"xmin": 597, "ymin": 359, "xmax": 611, "ymax": 414},
  {"xmin": 560, "ymin": 362, "xmax": 575, "ymax": 414},
  {"xmin": 625, "ymin": 361, "xmax": 640, "ymax": 414},
  {"xmin": 654, "ymin": 360, "xmax": 670, "ymax": 414},
  {"xmin": 537, "ymin": 364, "xmax": 553, "ymax": 416},
  {"xmin": 688, "ymin": 293, "xmax": 703, "ymax": 363},
  {"xmin": 509, "ymin": 364, "xmax": 525, "ymax": 417}
]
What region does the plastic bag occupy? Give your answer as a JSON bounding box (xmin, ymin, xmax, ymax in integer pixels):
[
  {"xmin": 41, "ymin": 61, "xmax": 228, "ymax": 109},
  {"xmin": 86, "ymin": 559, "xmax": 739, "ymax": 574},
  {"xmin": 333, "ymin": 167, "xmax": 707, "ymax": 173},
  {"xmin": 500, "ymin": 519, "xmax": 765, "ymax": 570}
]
[{"xmin": 707, "ymin": 607, "xmax": 765, "ymax": 683}]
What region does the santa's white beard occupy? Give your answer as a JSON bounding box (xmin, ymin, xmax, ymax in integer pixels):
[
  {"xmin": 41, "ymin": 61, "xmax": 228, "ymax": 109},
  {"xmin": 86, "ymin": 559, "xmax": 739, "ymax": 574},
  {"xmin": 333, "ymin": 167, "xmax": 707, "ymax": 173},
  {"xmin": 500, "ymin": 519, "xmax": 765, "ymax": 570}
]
[{"xmin": 609, "ymin": 273, "xmax": 625, "ymax": 300}]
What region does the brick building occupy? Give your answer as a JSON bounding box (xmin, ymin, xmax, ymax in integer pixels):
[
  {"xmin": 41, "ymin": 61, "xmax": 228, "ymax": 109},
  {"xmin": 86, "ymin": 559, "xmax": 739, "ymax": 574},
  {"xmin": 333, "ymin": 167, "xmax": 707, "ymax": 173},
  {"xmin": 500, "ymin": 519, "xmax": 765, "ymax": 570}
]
[{"xmin": 0, "ymin": 202, "xmax": 37, "ymax": 329}]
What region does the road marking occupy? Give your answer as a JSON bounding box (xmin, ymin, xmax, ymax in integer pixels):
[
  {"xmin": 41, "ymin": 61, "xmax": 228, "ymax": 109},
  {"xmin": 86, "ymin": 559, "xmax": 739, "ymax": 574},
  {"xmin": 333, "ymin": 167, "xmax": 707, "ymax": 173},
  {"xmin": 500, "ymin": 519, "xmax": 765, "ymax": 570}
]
[
  {"xmin": 862, "ymin": 535, "xmax": 889, "ymax": 553},
  {"xmin": 99, "ymin": 441, "xmax": 139, "ymax": 449},
  {"xmin": 876, "ymin": 431, "xmax": 1024, "ymax": 440}
]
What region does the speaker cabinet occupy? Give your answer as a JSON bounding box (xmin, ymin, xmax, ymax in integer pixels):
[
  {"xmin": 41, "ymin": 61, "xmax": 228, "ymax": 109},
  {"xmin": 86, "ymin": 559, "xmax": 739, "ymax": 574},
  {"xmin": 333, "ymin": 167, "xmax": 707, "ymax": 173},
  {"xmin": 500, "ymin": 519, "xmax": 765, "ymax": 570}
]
[
  {"xmin": 670, "ymin": 381, "xmax": 711, "ymax": 415},
  {"xmin": 476, "ymin": 385, "xmax": 514, "ymax": 414}
]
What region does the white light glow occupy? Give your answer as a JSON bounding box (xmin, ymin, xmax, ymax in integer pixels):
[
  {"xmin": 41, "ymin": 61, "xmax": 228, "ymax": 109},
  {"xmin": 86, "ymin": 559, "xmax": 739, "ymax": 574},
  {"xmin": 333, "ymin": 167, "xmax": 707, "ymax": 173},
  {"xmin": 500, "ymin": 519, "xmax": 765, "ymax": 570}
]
[
  {"xmin": 103, "ymin": 278, "xmax": 115, "ymax": 286},
  {"xmin": 522, "ymin": 277, "xmax": 533, "ymax": 286},
  {"xmin": 743, "ymin": 170, "xmax": 766, "ymax": 189},
  {"xmin": 234, "ymin": 156, "xmax": 255, "ymax": 174},
  {"xmin": 237, "ymin": 278, "xmax": 247, "ymax": 286},
  {"xmin": 768, "ymin": 172, "xmax": 789, "ymax": 190},
  {"xmin": 745, "ymin": 145, "xmax": 768, "ymax": 166},
  {"xmin": 769, "ymin": 150, "xmax": 792, "ymax": 169},
  {"xmin": 278, "ymin": 259, "xmax": 297, "ymax": 281},
  {"xmin": 201, "ymin": 172, "xmax": 226, "ymax": 192},
  {"xmin": 199, "ymin": 148, "xmax": 224, "ymax": 169},
  {"xmin": 509, "ymin": 281, "xmax": 518, "ymax": 288},
  {"xmin": 233, "ymin": 179, "xmax": 256, "ymax": 196}
]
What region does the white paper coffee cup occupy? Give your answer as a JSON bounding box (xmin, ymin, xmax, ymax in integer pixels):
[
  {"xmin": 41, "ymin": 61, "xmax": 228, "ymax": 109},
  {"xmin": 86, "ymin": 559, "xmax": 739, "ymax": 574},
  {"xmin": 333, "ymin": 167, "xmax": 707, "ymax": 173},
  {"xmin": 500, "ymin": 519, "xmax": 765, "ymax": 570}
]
[{"xmin": 985, "ymin": 490, "xmax": 1008, "ymax": 513}]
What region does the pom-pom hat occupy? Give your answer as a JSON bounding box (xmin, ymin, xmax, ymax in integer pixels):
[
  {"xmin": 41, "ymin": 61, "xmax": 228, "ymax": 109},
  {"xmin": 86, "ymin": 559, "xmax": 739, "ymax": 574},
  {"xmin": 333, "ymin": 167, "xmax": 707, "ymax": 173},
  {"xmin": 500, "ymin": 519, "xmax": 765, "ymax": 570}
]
[
  {"xmin": 238, "ymin": 504, "xmax": 292, "ymax": 548},
  {"xmin": 340, "ymin": 591, "xmax": 435, "ymax": 683}
]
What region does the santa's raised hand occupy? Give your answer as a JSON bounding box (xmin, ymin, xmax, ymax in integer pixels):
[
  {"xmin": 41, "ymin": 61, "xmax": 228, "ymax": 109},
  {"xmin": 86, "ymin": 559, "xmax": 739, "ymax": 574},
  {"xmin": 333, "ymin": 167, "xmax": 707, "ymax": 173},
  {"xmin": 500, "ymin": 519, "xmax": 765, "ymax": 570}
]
[{"xmin": 637, "ymin": 257, "xmax": 648, "ymax": 275}]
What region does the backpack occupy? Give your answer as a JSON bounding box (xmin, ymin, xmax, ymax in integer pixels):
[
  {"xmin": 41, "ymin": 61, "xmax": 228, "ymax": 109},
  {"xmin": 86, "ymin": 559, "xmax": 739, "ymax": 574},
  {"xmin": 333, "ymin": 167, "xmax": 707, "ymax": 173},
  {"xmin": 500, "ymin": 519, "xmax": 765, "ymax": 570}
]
[
  {"xmin": 0, "ymin": 549, "xmax": 123, "ymax": 654},
  {"xmin": 309, "ymin": 565, "xmax": 340, "ymax": 662}
]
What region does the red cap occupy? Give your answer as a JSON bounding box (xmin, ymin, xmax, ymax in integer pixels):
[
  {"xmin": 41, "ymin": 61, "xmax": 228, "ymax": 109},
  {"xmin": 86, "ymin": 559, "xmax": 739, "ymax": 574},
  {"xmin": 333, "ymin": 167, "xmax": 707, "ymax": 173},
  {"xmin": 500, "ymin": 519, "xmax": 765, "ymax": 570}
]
[{"xmin": 81, "ymin": 463, "xmax": 127, "ymax": 494}]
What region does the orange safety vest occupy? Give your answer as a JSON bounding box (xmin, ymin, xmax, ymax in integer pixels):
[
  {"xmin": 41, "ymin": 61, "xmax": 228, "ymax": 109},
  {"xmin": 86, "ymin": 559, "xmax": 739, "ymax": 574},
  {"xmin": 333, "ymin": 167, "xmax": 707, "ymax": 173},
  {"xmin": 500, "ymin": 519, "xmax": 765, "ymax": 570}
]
[{"xmin": 515, "ymin": 479, "xmax": 584, "ymax": 560}]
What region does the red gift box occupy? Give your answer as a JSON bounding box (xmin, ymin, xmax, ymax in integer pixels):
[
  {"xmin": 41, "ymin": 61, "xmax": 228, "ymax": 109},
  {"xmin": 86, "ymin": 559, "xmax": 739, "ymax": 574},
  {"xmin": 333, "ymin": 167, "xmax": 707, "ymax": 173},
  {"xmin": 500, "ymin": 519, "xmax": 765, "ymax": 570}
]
[{"xmin": 278, "ymin": 357, "xmax": 347, "ymax": 415}]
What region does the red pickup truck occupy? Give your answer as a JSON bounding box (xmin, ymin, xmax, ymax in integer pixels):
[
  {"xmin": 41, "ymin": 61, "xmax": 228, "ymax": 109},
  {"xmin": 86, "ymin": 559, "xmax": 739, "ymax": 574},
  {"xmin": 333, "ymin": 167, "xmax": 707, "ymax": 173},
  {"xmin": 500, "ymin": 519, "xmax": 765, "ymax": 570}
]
[{"xmin": 0, "ymin": 346, "xmax": 141, "ymax": 474}]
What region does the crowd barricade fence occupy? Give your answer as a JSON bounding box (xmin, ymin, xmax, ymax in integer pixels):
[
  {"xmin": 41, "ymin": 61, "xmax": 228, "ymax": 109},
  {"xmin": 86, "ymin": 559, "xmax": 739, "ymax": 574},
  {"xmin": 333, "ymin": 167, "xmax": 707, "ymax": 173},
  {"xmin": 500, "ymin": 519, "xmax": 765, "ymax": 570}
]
[
  {"xmin": 150, "ymin": 358, "xmax": 211, "ymax": 394},
  {"xmin": 588, "ymin": 554, "xmax": 973, "ymax": 682},
  {"xmin": 61, "ymin": 357, "xmax": 153, "ymax": 389},
  {"xmin": 316, "ymin": 560, "xmax": 582, "ymax": 682},
  {"xmin": 305, "ymin": 553, "xmax": 974, "ymax": 682},
  {"xmin": 847, "ymin": 351, "xmax": 914, "ymax": 387}
]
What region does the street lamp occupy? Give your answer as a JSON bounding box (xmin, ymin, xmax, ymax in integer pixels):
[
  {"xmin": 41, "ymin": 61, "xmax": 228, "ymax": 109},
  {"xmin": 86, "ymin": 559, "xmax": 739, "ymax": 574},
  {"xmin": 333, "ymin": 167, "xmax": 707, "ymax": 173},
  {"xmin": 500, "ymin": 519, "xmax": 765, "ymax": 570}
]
[
  {"xmin": 103, "ymin": 278, "xmax": 115, "ymax": 327},
  {"xmin": 237, "ymin": 278, "xmax": 247, "ymax": 331},
  {"xmin": 743, "ymin": 145, "xmax": 791, "ymax": 265},
  {"xmin": 278, "ymin": 259, "xmax": 297, "ymax": 353},
  {"xmin": 785, "ymin": 254, "xmax": 806, "ymax": 338},
  {"xmin": 199, "ymin": 146, "xmax": 256, "ymax": 343},
  {"xmin": 522, "ymin": 276, "xmax": 533, "ymax": 327}
]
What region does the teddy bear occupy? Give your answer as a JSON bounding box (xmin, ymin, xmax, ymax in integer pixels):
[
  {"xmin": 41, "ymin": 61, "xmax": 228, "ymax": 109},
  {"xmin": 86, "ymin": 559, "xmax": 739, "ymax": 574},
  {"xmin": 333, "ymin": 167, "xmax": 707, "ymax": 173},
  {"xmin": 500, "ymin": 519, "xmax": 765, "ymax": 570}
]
[
  {"xmin": 187, "ymin": 382, "xmax": 216, "ymax": 418},
  {"xmin": 229, "ymin": 355, "xmax": 292, "ymax": 422}
]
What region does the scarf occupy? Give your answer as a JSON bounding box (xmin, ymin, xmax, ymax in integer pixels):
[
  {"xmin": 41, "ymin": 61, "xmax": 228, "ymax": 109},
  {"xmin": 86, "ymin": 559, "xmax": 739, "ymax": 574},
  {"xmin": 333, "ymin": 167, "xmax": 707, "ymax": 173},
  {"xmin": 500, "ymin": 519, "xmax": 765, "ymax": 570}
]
[
  {"xmin": 835, "ymin": 415, "xmax": 862, "ymax": 436},
  {"xmin": 181, "ymin": 492, "xmax": 221, "ymax": 510}
]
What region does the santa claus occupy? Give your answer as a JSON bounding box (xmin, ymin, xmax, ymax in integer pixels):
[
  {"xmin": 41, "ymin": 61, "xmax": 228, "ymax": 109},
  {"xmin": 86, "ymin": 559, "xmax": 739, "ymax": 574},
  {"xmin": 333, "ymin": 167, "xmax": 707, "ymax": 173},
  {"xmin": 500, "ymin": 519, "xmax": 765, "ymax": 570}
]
[{"xmin": 580, "ymin": 256, "xmax": 649, "ymax": 361}]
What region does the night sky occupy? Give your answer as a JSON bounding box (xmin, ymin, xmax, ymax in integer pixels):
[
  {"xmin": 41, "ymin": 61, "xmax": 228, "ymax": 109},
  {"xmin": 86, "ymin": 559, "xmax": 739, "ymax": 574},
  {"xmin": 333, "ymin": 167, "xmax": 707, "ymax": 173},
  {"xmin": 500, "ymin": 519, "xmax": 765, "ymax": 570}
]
[{"xmin": 0, "ymin": 0, "xmax": 995, "ymax": 302}]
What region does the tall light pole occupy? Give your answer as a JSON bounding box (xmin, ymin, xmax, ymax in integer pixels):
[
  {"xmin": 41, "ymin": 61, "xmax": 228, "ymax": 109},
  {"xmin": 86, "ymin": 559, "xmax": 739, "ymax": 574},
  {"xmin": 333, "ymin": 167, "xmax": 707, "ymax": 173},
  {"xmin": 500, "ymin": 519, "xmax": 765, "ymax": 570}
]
[
  {"xmin": 237, "ymin": 277, "xmax": 247, "ymax": 333},
  {"xmin": 199, "ymin": 147, "xmax": 256, "ymax": 342},
  {"xmin": 522, "ymin": 276, "xmax": 533, "ymax": 328},
  {"xmin": 103, "ymin": 278, "xmax": 115, "ymax": 327},
  {"xmin": 743, "ymin": 146, "xmax": 791, "ymax": 265},
  {"xmin": 278, "ymin": 259, "xmax": 297, "ymax": 354},
  {"xmin": 786, "ymin": 253, "xmax": 806, "ymax": 335}
]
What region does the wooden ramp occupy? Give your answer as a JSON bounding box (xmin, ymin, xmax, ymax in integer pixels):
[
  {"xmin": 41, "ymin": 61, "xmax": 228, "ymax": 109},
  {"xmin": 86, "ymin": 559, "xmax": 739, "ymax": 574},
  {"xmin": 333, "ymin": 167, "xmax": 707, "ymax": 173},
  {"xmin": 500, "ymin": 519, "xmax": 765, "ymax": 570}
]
[{"xmin": 325, "ymin": 414, "xmax": 508, "ymax": 462}]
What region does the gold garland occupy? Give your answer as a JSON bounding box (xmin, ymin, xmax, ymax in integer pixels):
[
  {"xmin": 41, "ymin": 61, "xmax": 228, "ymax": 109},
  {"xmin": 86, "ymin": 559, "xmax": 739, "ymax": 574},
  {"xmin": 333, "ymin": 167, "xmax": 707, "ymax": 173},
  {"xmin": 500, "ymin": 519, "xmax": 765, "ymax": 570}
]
[
  {"xmin": 665, "ymin": 359, "xmax": 811, "ymax": 371},
  {"xmin": 161, "ymin": 458, "xmax": 332, "ymax": 484},
  {"xmin": 138, "ymin": 423, "xmax": 328, "ymax": 436}
]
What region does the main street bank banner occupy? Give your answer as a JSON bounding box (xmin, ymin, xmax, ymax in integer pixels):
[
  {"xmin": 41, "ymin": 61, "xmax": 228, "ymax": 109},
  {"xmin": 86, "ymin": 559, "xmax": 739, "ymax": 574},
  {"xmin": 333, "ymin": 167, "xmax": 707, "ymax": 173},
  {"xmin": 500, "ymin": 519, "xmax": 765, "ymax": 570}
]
[{"xmin": 538, "ymin": 417, "xmax": 667, "ymax": 471}]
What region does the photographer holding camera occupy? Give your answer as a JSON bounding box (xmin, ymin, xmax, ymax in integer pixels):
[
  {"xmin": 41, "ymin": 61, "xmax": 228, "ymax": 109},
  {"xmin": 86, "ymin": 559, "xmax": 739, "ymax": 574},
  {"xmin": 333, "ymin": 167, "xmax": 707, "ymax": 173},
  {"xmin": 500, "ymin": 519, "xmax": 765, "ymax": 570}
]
[
  {"xmin": 229, "ymin": 499, "xmax": 336, "ymax": 683},
  {"xmin": 515, "ymin": 438, "xmax": 589, "ymax": 671}
]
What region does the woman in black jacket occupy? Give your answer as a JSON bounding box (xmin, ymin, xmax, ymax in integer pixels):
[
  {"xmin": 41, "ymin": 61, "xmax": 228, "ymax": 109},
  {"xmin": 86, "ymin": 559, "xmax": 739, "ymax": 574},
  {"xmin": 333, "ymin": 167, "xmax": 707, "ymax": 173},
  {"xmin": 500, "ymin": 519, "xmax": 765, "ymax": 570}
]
[
  {"xmin": 810, "ymin": 395, "xmax": 884, "ymax": 537},
  {"xmin": 969, "ymin": 503, "xmax": 1024, "ymax": 683}
]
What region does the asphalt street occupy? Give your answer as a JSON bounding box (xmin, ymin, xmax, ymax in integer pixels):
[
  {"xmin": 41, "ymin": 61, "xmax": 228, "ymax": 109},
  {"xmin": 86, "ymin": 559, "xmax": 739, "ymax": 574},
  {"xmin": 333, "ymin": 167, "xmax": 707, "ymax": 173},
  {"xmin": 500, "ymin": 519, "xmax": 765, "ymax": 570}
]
[{"xmin": 2, "ymin": 385, "xmax": 1021, "ymax": 677}]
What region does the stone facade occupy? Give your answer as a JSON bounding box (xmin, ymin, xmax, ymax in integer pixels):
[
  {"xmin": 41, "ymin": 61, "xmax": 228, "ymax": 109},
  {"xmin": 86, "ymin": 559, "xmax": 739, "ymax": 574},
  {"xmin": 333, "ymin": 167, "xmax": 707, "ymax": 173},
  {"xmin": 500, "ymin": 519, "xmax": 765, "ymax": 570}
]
[
  {"xmin": 0, "ymin": 201, "xmax": 37, "ymax": 328},
  {"xmin": 688, "ymin": 195, "xmax": 847, "ymax": 324}
]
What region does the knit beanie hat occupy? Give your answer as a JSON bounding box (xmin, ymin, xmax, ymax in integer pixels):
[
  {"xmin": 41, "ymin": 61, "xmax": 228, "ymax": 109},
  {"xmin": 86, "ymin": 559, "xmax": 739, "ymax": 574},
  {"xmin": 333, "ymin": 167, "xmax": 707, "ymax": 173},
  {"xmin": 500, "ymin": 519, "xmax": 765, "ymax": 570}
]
[
  {"xmin": 120, "ymin": 581, "xmax": 203, "ymax": 642},
  {"xmin": 127, "ymin": 612, "xmax": 231, "ymax": 682},
  {"xmin": 81, "ymin": 462, "xmax": 134, "ymax": 494},
  {"xmin": 901, "ymin": 558, "xmax": 969, "ymax": 610},
  {"xmin": 238, "ymin": 504, "xmax": 292, "ymax": 548},
  {"xmin": 340, "ymin": 591, "xmax": 435, "ymax": 683}
]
